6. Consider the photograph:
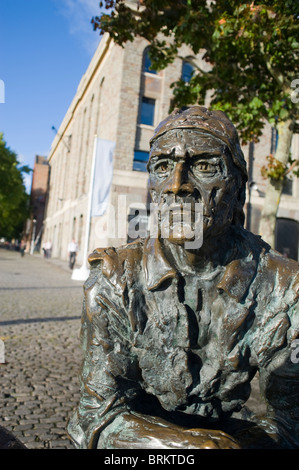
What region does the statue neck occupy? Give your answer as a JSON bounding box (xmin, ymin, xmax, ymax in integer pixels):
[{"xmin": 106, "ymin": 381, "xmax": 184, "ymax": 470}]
[{"xmin": 162, "ymin": 226, "xmax": 238, "ymax": 275}]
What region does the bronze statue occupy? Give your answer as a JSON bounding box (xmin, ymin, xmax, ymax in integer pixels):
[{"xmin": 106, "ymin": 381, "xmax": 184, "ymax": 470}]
[
  {"xmin": 0, "ymin": 425, "xmax": 26, "ymax": 449},
  {"xmin": 68, "ymin": 106, "xmax": 299, "ymax": 449}
]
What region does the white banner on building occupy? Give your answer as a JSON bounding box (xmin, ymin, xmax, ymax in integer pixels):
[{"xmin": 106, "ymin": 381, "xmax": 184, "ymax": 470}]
[{"xmin": 91, "ymin": 138, "xmax": 115, "ymax": 217}]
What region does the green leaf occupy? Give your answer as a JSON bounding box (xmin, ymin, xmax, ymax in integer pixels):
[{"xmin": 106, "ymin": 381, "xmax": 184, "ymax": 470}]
[
  {"xmin": 249, "ymin": 97, "xmax": 264, "ymax": 109},
  {"xmin": 279, "ymin": 108, "xmax": 289, "ymax": 119}
]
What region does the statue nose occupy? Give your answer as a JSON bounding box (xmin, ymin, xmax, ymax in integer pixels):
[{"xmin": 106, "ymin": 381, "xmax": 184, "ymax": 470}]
[{"xmin": 165, "ymin": 162, "xmax": 194, "ymax": 196}]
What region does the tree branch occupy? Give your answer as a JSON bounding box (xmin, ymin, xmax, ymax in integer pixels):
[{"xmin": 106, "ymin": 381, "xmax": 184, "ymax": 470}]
[
  {"xmin": 260, "ymin": 42, "xmax": 291, "ymax": 91},
  {"xmin": 284, "ymin": 159, "xmax": 299, "ymax": 177}
]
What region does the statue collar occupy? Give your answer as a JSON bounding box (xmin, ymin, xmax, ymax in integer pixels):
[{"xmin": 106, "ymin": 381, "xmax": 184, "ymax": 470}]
[
  {"xmin": 143, "ymin": 237, "xmax": 258, "ymax": 303},
  {"xmin": 143, "ymin": 237, "xmax": 177, "ymax": 291}
]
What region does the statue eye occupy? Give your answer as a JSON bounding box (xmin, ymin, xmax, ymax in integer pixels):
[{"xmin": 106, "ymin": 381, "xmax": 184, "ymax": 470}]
[
  {"xmin": 193, "ymin": 160, "xmax": 217, "ymax": 175},
  {"xmin": 155, "ymin": 160, "xmax": 172, "ymax": 174}
]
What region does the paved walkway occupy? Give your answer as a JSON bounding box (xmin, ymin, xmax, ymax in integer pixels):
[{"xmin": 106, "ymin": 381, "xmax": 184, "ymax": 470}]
[{"xmin": 0, "ymin": 248, "xmax": 84, "ymax": 449}]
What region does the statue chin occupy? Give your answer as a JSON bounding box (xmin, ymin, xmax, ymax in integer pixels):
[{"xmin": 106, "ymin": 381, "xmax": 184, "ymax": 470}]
[{"xmin": 160, "ymin": 220, "xmax": 196, "ymax": 245}]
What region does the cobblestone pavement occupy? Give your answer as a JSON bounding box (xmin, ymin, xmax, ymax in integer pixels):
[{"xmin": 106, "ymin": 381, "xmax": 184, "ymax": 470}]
[{"xmin": 0, "ymin": 248, "xmax": 84, "ymax": 449}]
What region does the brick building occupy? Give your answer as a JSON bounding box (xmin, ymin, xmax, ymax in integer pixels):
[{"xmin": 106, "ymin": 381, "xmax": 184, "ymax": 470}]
[
  {"xmin": 42, "ymin": 32, "xmax": 299, "ymax": 265},
  {"xmin": 27, "ymin": 155, "xmax": 49, "ymax": 253}
]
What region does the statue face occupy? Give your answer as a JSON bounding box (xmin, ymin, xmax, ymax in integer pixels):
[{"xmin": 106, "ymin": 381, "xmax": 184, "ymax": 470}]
[{"xmin": 148, "ymin": 129, "xmax": 241, "ymax": 246}]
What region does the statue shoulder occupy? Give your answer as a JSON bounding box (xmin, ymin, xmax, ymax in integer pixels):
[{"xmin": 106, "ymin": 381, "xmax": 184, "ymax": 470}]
[
  {"xmin": 269, "ymin": 250, "xmax": 299, "ymax": 270},
  {"xmin": 263, "ymin": 249, "xmax": 299, "ymax": 291},
  {"xmin": 243, "ymin": 229, "xmax": 299, "ymax": 292},
  {"xmin": 87, "ymin": 240, "xmax": 144, "ymax": 285}
]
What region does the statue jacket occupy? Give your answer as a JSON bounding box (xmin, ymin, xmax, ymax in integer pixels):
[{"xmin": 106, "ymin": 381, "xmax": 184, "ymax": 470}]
[{"xmin": 67, "ymin": 228, "xmax": 299, "ymax": 449}]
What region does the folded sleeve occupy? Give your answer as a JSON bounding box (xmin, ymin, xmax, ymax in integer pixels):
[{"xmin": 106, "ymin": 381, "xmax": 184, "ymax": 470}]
[
  {"xmin": 67, "ymin": 264, "xmax": 140, "ymax": 449},
  {"xmin": 258, "ymin": 284, "xmax": 299, "ymax": 448}
]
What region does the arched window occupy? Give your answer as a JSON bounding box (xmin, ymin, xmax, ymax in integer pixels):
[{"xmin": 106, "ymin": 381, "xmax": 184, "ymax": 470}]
[
  {"xmin": 181, "ymin": 60, "xmax": 194, "ymax": 83},
  {"xmin": 143, "ymin": 48, "xmax": 157, "ymax": 74},
  {"xmin": 140, "ymin": 97, "xmax": 155, "ymax": 126},
  {"xmin": 72, "ymin": 217, "xmax": 77, "ymax": 240},
  {"xmin": 133, "ymin": 47, "xmax": 159, "ymax": 172}
]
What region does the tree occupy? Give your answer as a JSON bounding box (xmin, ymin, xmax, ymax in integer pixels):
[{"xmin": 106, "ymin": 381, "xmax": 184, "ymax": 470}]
[
  {"xmin": 0, "ymin": 133, "xmax": 31, "ymax": 240},
  {"xmin": 92, "ymin": 0, "xmax": 299, "ymax": 247}
]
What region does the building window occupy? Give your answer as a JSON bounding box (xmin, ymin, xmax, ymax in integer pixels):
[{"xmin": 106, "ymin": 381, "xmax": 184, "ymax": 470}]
[
  {"xmin": 275, "ymin": 218, "xmax": 299, "ymax": 261},
  {"xmin": 133, "ymin": 150, "xmax": 149, "ymax": 172},
  {"xmin": 72, "ymin": 217, "xmax": 77, "ymax": 240},
  {"xmin": 143, "ymin": 49, "xmax": 157, "ymax": 74},
  {"xmin": 181, "ymin": 60, "xmax": 194, "ymax": 83},
  {"xmin": 282, "ymin": 178, "xmax": 293, "ymax": 195},
  {"xmin": 140, "ymin": 97, "xmax": 155, "ymax": 126},
  {"xmin": 270, "ymin": 127, "xmax": 279, "ymax": 154}
]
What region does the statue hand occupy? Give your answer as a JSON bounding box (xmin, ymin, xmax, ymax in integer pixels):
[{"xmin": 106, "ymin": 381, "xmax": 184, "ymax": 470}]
[
  {"xmin": 180, "ymin": 427, "xmax": 241, "ymax": 449},
  {"xmin": 97, "ymin": 412, "xmax": 241, "ymax": 449}
]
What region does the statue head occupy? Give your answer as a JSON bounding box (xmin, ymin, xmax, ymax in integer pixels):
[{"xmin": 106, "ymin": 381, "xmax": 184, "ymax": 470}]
[{"xmin": 147, "ymin": 106, "xmax": 248, "ymax": 246}]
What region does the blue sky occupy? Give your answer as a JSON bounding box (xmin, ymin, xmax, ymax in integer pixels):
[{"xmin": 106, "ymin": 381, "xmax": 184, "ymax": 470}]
[{"xmin": 0, "ymin": 0, "xmax": 103, "ymax": 192}]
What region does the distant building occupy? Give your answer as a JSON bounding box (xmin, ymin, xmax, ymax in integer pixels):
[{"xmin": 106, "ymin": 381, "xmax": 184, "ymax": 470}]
[
  {"xmin": 43, "ymin": 32, "xmax": 299, "ymax": 264},
  {"xmin": 27, "ymin": 155, "xmax": 49, "ymax": 252}
]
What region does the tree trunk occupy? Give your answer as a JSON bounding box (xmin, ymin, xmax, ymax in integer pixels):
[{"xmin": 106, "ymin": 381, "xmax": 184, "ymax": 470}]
[{"xmin": 259, "ymin": 118, "xmax": 294, "ymax": 248}]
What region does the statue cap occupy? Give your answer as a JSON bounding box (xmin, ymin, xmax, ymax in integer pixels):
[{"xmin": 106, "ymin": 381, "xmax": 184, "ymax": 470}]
[{"xmin": 150, "ymin": 106, "xmax": 247, "ymax": 179}]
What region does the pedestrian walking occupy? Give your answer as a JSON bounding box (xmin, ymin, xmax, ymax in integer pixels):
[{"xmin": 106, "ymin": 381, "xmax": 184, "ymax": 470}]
[
  {"xmin": 42, "ymin": 241, "xmax": 52, "ymax": 259},
  {"xmin": 68, "ymin": 239, "xmax": 78, "ymax": 270},
  {"xmin": 20, "ymin": 240, "xmax": 26, "ymax": 257}
]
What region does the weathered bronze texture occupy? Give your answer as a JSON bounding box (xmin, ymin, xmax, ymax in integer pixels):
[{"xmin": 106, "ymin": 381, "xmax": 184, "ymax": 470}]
[
  {"xmin": 68, "ymin": 106, "xmax": 299, "ymax": 449},
  {"xmin": 0, "ymin": 425, "xmax": 26, "ymax": 449}
]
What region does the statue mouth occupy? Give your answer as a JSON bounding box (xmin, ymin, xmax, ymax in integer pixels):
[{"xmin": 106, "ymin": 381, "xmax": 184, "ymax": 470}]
[
  {"xmin": 159, "ymin": 202, "xmax": 200, "ymax": 215},
  {"xmin": 156, "ymin": 200, "xmax": 215, "ymax": 242},
  {"xmin": 159, "ymin": 204, "xmax": 212, "ymax": 219}
]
